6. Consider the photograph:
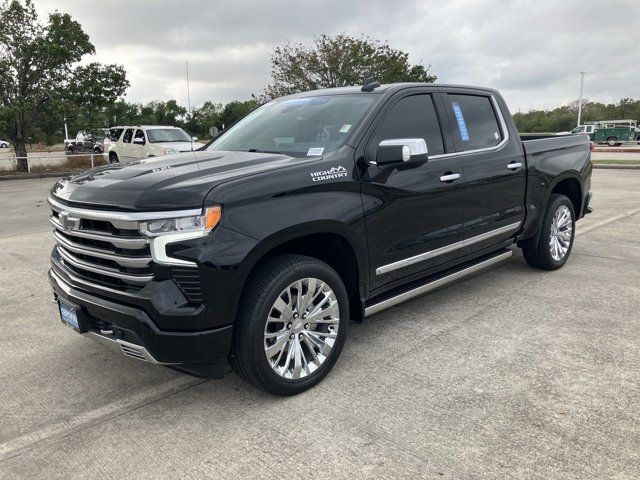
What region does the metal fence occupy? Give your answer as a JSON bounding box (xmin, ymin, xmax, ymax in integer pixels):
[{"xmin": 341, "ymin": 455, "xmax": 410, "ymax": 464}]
[{"xmin": 0, "ymin": 152, "xmax": 103, "ymax": 173}]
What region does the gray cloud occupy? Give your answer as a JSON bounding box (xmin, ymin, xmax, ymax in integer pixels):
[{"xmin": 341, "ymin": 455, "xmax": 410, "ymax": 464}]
[{"xmin": 36, "ymin": 0, "xmax": 640, "ymax": 112}]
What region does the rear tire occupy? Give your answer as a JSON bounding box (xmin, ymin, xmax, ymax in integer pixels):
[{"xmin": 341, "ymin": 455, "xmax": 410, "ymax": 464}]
[
  {"xmin": 606, "ymin": 137, "xmax": 618, "ymax": 147},
  {"xmin": 522, "ymin": 194, "xmax": 575, "ymax": 270},
  {"xmin": 230, "ymin": 254, "xmax": 348, "ymax": 396},
  {"xmin": 109, "ymin": 152, "xmax": 119, "ymax": 164}
]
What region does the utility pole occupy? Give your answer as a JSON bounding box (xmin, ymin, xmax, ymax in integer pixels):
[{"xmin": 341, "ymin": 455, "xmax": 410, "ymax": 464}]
[
  {"xmin": 577, "ymin": 71, "xmax": 586, "ymax": 127},
  {"xmin": 186, "ymin": 60, "xmax": 192, "ymax": 117}
]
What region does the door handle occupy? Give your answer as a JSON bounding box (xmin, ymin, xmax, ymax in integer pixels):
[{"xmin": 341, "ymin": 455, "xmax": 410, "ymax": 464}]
[
  {"xmin": 507, "ymin": 162, "xmax": 523, "ymax": 170},
  {"xmin": 440, "ymin": 173, "xmax": 461, "ymax": 183}
]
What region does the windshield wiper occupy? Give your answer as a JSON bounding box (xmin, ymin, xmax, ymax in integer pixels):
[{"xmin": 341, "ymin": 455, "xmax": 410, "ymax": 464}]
[{"xmin": 247, "ymin": 148, "xmax": 282, "ymax": 154}]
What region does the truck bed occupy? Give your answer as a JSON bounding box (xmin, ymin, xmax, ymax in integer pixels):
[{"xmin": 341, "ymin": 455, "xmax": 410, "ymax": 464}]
[{"xmin": 520, "ymin": 133, "xmax": 590, "ymax": 156}]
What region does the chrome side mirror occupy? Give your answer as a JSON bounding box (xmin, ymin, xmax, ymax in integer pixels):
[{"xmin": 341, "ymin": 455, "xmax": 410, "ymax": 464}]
[{"xmin": 376, "ymin": 138, "xmax": 428, "ymax": 166}]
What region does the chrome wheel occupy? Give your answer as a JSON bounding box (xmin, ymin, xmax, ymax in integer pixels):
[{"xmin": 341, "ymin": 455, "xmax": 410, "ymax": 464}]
[
  {"xmin": 263, "ymin": 278, "xmax": 340, "ymax": 380},
  {"xmin": 549, "ymin": 204, "xmax": 573, "ymax": 261}
]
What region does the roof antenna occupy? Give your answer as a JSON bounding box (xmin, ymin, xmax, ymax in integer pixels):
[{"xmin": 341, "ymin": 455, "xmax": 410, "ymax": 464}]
[{"xmin": 361, "ymin": 77, "xmax": 380, "ymax": 92}]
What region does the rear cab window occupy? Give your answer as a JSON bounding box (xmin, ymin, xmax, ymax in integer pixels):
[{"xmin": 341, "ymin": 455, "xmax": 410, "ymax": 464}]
[{"xmin": 445, "ymin": 94, "xmax": 503, "ymax": 151}]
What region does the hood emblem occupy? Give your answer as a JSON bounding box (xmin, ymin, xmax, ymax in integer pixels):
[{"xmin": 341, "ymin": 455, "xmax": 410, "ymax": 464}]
[{"xmin": 59, "ymin": 211, "xmax": 81, "ymax": 231}]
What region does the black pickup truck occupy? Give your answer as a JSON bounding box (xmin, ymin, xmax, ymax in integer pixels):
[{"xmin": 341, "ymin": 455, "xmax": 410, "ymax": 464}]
[{"xmin": 48, "ymin": 82, "xmax": 592, "ymax": 395}]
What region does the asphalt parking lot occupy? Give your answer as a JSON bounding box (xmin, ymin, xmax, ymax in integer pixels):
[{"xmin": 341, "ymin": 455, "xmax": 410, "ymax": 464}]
[{"xmin": 1, "ymin": 170, "xmax": 639, "ymax": 479}]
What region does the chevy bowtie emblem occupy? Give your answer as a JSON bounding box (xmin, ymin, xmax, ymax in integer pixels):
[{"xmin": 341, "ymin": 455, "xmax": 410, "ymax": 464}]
[{"xmin": 59, "ymin": 211, "xmax": 80, "ymax": 231}]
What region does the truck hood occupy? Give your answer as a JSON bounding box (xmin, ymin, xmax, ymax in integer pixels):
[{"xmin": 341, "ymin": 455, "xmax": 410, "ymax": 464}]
[{"xmin": 51, "ymin": 150, "xmax": 308, "ymax": 211}]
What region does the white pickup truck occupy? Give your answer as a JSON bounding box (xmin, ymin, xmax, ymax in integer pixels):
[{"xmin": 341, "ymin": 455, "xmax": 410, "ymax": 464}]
[{"xmin": 105, "ymin": 125, "xmax": 203, "ymax": 163}]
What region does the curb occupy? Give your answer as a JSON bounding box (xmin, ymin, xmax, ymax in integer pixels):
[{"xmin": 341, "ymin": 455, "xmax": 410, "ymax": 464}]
[
  {"xmin": 593, "ymin": 148, "xmax": 640, "ymax": 153},
  {"xmin": 593, "ymin": 164, "xmax": 640, "ymax": 170},
  {"xmin": 0, "ymin": 171, "xmax": 76, "ymax": 181}
]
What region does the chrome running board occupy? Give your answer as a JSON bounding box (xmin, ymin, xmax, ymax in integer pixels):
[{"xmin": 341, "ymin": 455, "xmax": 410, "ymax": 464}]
[{"xmin": 365, "ymin": 249, "xmax": 513, "ymax": 317}]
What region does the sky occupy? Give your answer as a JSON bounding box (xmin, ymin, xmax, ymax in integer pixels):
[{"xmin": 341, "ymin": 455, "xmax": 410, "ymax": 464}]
[{"xmin": 34, "ymin": 0, "xmax": 640, "ymax": 113}]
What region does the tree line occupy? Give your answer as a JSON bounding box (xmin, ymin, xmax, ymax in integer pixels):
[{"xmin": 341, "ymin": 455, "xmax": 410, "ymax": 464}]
[
  {"xmin": 1, "ymin": 0, "xmax": 436, "ymax": 171},
  {"xmin": 513, "ymin": 98, "xmax": 640, "ymax": 133},
  {"xmin": 49, "ymin": 99, "xmax": 259, "ymax": 145}
]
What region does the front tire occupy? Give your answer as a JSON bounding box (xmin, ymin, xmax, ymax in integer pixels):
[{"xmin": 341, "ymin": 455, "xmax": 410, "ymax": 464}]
[
  {"xmin": 230, "ymin": 254, "xmax": 348, "ymax": 396},
  {"xmin": 522, "ymin": 194, "xmax": 575, "ymax": 270},
  {"xmin": 109, "ymin": 152, "xmax": 119, "ymax": 164}
]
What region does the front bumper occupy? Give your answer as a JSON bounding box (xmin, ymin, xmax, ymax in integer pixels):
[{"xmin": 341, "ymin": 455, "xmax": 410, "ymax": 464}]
[{"xmin": 49, "ymin": 268, "xmax": 232, "ymax": 377}]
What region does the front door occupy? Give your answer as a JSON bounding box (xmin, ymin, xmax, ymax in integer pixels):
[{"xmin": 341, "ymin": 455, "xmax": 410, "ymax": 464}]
[
  {"xmin": 361, "ymin": 92, "xmax": 465, "ymax": 291},
  {"xmin": 441, "ymin": 91, "xmax": 526, "ymax": 256},
  {"xmin": 131, "ymin": 129, "xmax": 147, "ymax": 160},
  {"xmin": 120, "ymin": 128, "xmax": 135, "ymax": 161}
]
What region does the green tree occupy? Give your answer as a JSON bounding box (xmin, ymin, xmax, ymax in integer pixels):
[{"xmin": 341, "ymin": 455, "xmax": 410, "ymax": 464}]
[
  {"xmin": 513, "ymin": 98, "xmax": 640, "ymax": 133},
  {"xmin": 219, "ymin": 100, "xmax": 258, "ymax": 129},
  {"xmin": 257, "ymin": 34, "xmax": 436, "ymax": 102},
  {"xmin": 0, "ymin": 0, "xmax": 128, "ymax": 170}
]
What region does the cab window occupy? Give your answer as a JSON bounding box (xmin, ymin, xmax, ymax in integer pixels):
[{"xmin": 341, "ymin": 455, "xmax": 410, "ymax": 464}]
[
  {"xmin": 446, "ymin": 94, "xmax": 503, "ymax": 151},
  {"xmin": 367, "ymin": 94, "xmax": 444, "ymax": 161},
  {"xmin": 108, "ymin": 128, "xmax": 124, "ymax": 141},
  {"xmin": 134, "ymin": 129, "xmax": 146, "ymax": 144},
  {"xmin": 122, "ymin": 128, "xmax": 134, "ymax": 144}
]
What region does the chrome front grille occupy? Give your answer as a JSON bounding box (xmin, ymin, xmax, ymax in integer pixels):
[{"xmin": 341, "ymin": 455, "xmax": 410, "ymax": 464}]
[{"xmin": 50, "ymin": 203, "xmax": 153, "ymax": 292}]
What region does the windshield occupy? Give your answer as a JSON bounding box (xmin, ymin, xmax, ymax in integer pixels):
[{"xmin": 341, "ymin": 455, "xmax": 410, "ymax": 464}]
[
  {"xmin": 571, "ymin": 126, "xmax": 584, "ymax": 133},
  {"xmin": 207, "ymin": 94, "xmax": 376, "ymax": 157},
  {"xmin": 147, "ymin": 128, "xmax": 191, "ymax": 143}
]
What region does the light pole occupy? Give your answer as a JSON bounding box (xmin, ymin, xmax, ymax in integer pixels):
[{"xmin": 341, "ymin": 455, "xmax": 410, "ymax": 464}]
[
  {"xmin": 577, "ymin": 72, "xmax": 586, "ymax": 127},
  {"xmin": 64, "ymin": 117, "xmax": 69, "ymax": 140}
]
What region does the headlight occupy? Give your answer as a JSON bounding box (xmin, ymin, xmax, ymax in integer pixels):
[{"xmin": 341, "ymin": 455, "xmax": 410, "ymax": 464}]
[
  {"xmin": 139, "ymin": 206, "xmax": 222, "ymax": 237},
  {"xmin": 140, "ymin": 206, "xmax": 222, "ymax": 266},
  {"xmin": 162, "ymin": 147, "xmax": 177, "ymax": 155}
]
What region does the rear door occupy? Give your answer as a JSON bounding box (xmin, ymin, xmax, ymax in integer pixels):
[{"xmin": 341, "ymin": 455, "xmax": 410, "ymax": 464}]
[
  {"xmin": 441, "ymin": 90, "xmax": 525, "ymax": 256},
  {"xmin": 361, "ymin": 90, "xmax": 465, "ymax": 291}
]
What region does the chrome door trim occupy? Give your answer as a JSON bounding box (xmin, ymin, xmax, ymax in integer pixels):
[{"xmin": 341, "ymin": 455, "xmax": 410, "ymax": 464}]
[
  {"xmin": 375, "ymin": 222, "xmax": 521, "ymax": 275},
  {"xmin": 366, "ymin": 250, "xmax": 513, "ymax": 316}
]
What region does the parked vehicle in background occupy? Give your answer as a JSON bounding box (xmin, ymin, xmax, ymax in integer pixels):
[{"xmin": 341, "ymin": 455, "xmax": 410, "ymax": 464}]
[
  {"xmin": 92, "ymin": 134, "xmax": 106, "ymax": 154},
  {"xmin": 48, "ymin": 82, "xmax": 592, "ymax": 395},
  {"xmin": 65, "ymin": 130, "xmax": 107, "ymax": 154},
  {"xmin": 106, "ymin": 125, "xmax": 203, "ymax": 163},
  {"xmin": 570, "ymin": 122, "xmax": 635, "ymax": 146},
  {"xmin": 570, "ymin": 124, "xmax": 595, "ymax": 137},
  {"xmin": 0, "ymin": 139, "xmax": 9, "ymax": 148},
  {"xmin": 102, "ymin": 127, "xmax": 125, "ymax": 163}
]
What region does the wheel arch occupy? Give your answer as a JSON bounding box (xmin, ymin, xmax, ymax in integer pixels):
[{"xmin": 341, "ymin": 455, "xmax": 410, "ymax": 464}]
[
  {"xmin": 550, "ymin": 175, "xmax": 582, "ymax": 216},
  {"xmin": 238, "ymin": 222, "xmax": 367, "ymax": 323},
  {"xmin": 518, "ymin": 173, "xmax": 583, "ymax": 250}
]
